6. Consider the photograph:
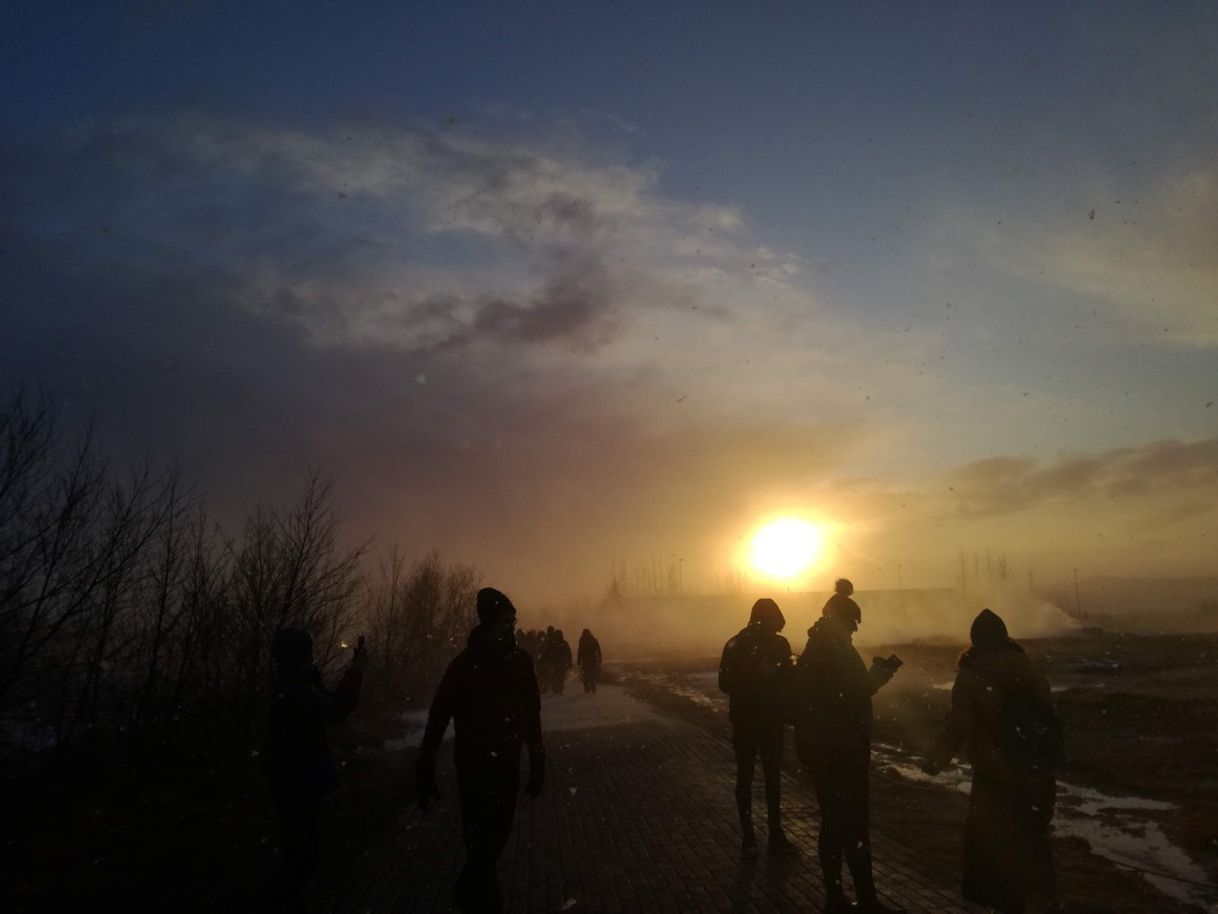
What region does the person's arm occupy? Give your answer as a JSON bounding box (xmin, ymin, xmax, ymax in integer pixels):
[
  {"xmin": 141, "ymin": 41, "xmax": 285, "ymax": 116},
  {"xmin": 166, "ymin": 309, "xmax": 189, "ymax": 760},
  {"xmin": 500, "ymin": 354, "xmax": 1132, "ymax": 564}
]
[
  {"xmin": 718, "ymin": 637, "xmax": 736, "ymax": 693},
  {"xmin": 924, "ymin": 673, "xmax": 972, "ymax": 773},
  {"xmin": 324, "ymin": 637, "xmax": 367, "ymax": 723},
  {"xmin": 775, "ymin": 637, "xmax": 794, "ymax": 723},
  {"xmin": 865, "ymin": 655, "xmax": 900, "ymax": 694},
  {"xmin": 416, "ymin": 658, "xmax": 459, "ymax": 809}
]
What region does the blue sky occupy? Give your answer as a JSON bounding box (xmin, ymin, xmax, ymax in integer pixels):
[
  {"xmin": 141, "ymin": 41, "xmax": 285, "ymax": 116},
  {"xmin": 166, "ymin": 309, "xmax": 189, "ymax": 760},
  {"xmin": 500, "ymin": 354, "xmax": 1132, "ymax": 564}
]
[{"xmin": 3, "ymin": 2, "xmax": 1216, "ymax": 602}]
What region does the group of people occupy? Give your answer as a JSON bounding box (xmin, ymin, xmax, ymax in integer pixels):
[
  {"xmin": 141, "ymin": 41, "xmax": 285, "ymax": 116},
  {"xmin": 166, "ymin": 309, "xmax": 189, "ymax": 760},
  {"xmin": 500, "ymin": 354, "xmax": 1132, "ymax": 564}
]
[
  {"xmin": 720, "ymin": 579, "xmax": 1062, "ymax": 914},
  {"xmin": 263, "ymin": 579, "xmax": 1062, "ymax": 914},
  {"xmin": 514, "ymin": 625, "xmax": 603, "ymax": 694}
]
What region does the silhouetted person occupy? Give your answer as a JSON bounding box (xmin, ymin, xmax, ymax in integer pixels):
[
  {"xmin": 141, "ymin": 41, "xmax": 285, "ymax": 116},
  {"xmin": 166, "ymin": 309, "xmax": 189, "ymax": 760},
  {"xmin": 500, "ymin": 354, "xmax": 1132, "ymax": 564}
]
[
  {"xmin": 577, "ymin": 628, "xmax": 603, "ymax": 693},
  {"xmin": 718, "ymin": 597, "xmax": 799, "ymax": 857},
  {"xmin": 537, "ymin": 625, "xmax": 557, "ymax": 694},
  {"xmin": 922, "ymin": 609, "xmax": 1062, "ymax": 914},
  {"xmin": 544, "ymin": 628, "xmax": 573, "ymax": 694},
  {"xmin": 792, "ymin": 579, "xmax": 905, "ymax": 914},
  {"xmin": 415, "ymin": 588, "xmax": 545, "ymax": 912},
  {"xmin": 264, "ymin": 627, "xmax": 365, "ymax": 911}
]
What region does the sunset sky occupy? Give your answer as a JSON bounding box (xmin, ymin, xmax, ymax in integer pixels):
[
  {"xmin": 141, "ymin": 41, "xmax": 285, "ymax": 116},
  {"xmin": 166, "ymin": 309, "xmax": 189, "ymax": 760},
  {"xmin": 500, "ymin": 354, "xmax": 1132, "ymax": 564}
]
[{"xmin": 4, "ymin": 2, "xmax": 1216, "ymax": 603}]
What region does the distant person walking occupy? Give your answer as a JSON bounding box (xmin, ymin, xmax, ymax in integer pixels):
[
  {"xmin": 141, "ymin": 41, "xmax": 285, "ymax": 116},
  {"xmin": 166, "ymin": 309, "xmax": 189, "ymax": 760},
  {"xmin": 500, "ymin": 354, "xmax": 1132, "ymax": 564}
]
[
  {"xmin": 544, "ymin": 629, "xmax": 573, "ymax": 695},
  {"xmin": 537, "ymin": 625, "xmax": 557, "ymax": 694},
  {"xmin": 922, "ymin": 609, "xmax": 1062, "ymax": 914},
  {"xmin": 792, "ymin": 579, "xmax": 905, "ymax": 914},
  {"xmin": 718, "ymin": 597, "xmax": 799, "ymax": 857},
  {"xmin": 264, "ymin": 627, "xmax": 366, "ymax": 912},
  {"xmin": 577, "ymin": 628, "xmax": 603, "ymax": 693},
  {"xmin": 415, "ymin": 588, "xmax": 545, "ymax": 913}
]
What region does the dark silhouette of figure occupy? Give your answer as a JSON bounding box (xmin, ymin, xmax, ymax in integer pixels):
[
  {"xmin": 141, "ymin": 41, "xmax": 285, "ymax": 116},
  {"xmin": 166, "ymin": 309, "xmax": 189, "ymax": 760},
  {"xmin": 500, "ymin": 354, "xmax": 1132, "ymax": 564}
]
[
  {"xmin": 923, "ymin": 609, "xmax": 1061, "ymax": 914},
  {"xmin": 792, "ymin": 579, "xmax": 905, "ymax": 914},
  {"xmin": 415, "ymin": 588, "xmax": 545, "ymax": 913},
  {"xmin": 577, "ymin": 628, "xmax": 603, "ymax": 693},
  {"xmin": 264, "ymin": 627, "xmax": 365, "ymax": 911},
  {"xmin": 543, "ymin": 628, "xmax": 573, "ymax": 694},
  {"xmin": 537, "ymin": 625, "xmax": 557, "ymax": 695},
  {"xmin": 718, "ymin": 597, "xmax": 799, "ymax": 858}
]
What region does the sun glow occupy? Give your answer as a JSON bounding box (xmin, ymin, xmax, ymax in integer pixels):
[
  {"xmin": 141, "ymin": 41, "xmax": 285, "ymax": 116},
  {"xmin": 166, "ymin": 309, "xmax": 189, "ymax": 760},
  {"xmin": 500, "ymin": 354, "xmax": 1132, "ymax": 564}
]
[{"xmin": 750, "ymin": 518, "xmax": 824, "ymax": 580}]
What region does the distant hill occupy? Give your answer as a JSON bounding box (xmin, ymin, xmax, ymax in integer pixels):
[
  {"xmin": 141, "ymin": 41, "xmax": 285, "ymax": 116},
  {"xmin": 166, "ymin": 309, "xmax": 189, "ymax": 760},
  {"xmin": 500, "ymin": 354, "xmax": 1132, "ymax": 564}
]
[{"xmin": 1045, "ymin": 576, "xmax": 1218, "ymax": 633}]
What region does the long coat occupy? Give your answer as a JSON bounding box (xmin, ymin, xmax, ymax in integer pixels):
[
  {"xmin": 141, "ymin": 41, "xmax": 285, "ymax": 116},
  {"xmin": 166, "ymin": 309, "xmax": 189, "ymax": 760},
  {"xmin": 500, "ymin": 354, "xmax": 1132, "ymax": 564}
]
[{"xmin": 928, "ymin": 642, "xmax": 1058, "ymax": 910}]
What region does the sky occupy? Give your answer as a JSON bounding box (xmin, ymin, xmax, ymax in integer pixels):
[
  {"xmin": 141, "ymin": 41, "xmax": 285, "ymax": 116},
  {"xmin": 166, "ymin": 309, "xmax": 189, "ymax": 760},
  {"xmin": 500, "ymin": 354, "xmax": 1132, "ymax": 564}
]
[{"xmin": 3, "ymin": 1, "xmax": 1217, "ymax": 606}]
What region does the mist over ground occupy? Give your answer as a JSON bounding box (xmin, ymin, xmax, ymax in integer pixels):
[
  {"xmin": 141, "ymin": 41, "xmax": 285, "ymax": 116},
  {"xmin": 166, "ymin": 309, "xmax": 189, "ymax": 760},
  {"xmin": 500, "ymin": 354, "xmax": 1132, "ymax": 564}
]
[{"xmin": 535, "ymin": 579, "xmax": 1080, "ymax": 660}]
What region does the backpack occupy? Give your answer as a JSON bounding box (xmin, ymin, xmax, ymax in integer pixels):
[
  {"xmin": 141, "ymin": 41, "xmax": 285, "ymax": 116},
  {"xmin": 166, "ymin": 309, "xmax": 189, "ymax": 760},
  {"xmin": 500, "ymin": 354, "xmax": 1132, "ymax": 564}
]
[
  {"xmin": 995, "ymin": 687, "xmax": 1065, "ymax": 777},
  {"xmin": 719, "ymin": 629, "xmax": 768, "ymax": 694}
]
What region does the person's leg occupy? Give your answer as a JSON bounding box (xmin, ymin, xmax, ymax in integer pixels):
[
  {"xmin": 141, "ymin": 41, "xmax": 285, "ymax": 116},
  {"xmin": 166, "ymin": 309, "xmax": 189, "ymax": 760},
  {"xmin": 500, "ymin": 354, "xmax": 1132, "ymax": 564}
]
[
  {"xmin": 733, "ymin": 726, "xmax": 760, "ymax": 851},
  {"xmin": 804, "ymin": 748, "xmax": 848, "ymax": 905},
  {"xmin": 759, "ymin": 724, "xmax": 795, "ymax": 853},
  {"xmin": 271, "ymin": 786, "xmax": 319, "ymax": 908},
  {"xmin": 455, "ymin": 752, "xmax": 507, "ymax": 911},
  {"xmin": 837, "ymin": 757, "xmax": 875, "ymax": 903}
]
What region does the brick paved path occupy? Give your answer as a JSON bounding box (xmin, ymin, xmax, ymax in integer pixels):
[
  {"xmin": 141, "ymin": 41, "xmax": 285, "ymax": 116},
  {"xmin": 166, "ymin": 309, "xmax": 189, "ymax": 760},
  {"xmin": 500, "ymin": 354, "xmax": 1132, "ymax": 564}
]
[{"xmin": 314, "ymin": 686, "xmax": 980, "ymax": 913}]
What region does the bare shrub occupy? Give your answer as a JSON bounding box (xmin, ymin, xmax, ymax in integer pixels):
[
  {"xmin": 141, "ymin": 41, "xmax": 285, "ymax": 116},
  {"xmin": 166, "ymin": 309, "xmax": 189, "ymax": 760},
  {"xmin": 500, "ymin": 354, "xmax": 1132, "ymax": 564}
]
[{"xmin": 362, "ymin": 548, "xmax": 479, "ymax": 707}]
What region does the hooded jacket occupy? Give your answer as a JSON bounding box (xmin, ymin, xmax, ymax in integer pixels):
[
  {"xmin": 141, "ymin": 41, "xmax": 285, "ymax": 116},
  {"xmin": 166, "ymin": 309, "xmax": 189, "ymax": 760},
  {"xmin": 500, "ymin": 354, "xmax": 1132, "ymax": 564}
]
[
  {"xmin": 577, "ymin": 632, "xmax": 602, "ymax": 669},
  {"xmin": 792, "ymin": 616, "xmax": 894, "ymax": 750},
  {"xmin": 718, "ymin": 621, "xmax": 792, "ymax": 726},
  {"xmin": 419, "ymin": 624, "xmax": 544, "ymax": 765},
  {"xmin": 928, "ymin": 641, "xmax": 1055, "ymax": 783}
]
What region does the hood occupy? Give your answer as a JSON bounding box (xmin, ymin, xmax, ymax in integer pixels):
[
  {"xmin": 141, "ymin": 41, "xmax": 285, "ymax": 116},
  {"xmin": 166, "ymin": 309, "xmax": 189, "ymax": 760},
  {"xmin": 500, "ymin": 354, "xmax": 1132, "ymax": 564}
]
[{"xmin": 748, "ymin": 598, "xmax": 785, "ymax": 631}]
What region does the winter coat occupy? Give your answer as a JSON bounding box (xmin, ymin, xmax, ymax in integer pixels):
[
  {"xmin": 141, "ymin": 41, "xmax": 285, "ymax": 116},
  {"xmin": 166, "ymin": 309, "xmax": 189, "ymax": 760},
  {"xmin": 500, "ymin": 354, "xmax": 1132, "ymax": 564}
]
[
  {"xmin": 792, "ymin": 617, "xmax": 894, "ymax": 750},
  {"xmin": 718, "ymin": 624, "xmax": 793, "ymax": 727},
  {"xmin": 420, "ymin": 625, "xmax": 544, "ymax": 765},
  {"xmin": 928, "ymin": 642, "xmax": 1056, "ymax": 784},
  {"xmin": 544, "ymin": 638, "xmax": 573, "ymax": 671},
  {"xmin": 577, "ymin": 634, "xmax": 602, "ymax": 670},
  {"xmin": 265, "ymin": 663, "xmax": 362, "ymax": 796}
]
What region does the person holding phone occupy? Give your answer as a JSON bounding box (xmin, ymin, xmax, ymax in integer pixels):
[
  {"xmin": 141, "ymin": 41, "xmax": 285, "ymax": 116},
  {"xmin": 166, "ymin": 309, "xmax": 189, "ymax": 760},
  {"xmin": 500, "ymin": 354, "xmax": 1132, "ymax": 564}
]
[
  {"xmin": 791, "ymin": 579, "xmax": 905, "ymax": 914},
  {"xmin": 264, "ymin": 628, "xmax": 366, "ymax": 911}
]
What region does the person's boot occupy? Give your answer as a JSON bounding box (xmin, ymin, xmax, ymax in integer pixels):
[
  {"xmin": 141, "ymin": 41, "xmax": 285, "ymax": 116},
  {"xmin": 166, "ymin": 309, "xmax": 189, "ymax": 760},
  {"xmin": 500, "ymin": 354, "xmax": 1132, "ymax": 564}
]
[
  {"xmin": 855, "ymin": 903, "xmax": 906, "ymax": 914},
  {"xmin": 766, "ymin": 827, "xmax": 800, "ymax": 858},
  {"xmin": 741, "ymin": 823, "xmax": 758, "ymax": 857},
  {"xmin": 822, "ymin": 892, "xmax": 854, "ymax": 914},
  {"xmin": 847, "ymin": 841, "xmax": 906, "ymax": 914},
  {"xmin": 737, "ymin": 791, "xmax": 757, "ymax": 857}
]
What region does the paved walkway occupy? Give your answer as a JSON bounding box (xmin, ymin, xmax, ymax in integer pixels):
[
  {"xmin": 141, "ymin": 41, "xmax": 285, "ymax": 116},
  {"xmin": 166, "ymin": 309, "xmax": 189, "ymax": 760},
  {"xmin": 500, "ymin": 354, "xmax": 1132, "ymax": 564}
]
[{"xmin": 314, "ymin": 686, "xmax": 979, "ymax": 913}]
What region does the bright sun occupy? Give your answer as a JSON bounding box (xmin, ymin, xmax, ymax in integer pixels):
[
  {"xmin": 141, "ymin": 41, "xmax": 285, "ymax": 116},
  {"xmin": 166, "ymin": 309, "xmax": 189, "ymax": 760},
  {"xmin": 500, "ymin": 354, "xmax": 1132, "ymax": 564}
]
[{"xmin": 751, "ymin": 518, "xmax": 823, "ymax": 580}]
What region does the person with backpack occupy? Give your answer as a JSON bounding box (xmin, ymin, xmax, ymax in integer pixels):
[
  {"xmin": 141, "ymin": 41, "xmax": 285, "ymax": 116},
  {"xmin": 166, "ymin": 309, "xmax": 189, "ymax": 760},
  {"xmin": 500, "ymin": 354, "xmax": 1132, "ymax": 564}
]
[
  {"xmin": 719, "ymin": 597, "xmax": 800, "ymax": 857},
  {"xmin": 791, "ymin": 579, "xmax": 905, "ymax": 914},
  {"xmin": 922, "ymin": 608, "xmax": 1062, "ymax": 914},
  {"xmin": 577, "ymin": 628, "xmax": 603, "ymax": 693}
]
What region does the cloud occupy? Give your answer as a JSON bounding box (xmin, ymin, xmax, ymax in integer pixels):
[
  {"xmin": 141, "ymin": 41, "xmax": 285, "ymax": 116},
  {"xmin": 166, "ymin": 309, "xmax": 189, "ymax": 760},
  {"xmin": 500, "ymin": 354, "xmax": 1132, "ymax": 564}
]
[
  {"xmin": 948, "ymin": 437, "xmax": 1218, "ymax": 516},
  {"xmin": 3, "ymin": 115, "xmax": 900, "ymax": 600},
  {"xmin": 970, "ymin": 168, "xmax": 1218, "ymax": 346}
]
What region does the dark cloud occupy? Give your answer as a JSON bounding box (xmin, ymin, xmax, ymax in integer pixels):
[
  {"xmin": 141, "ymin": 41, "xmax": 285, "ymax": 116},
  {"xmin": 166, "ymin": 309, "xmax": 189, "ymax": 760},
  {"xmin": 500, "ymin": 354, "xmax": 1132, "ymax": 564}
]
[
  {"xmin": 0, "ymin": 116, "xmax": 849, "ymax": 599},
  {"xmin": 948, "ymin": 438, "xmax": 1218, "ymax": 516}
]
